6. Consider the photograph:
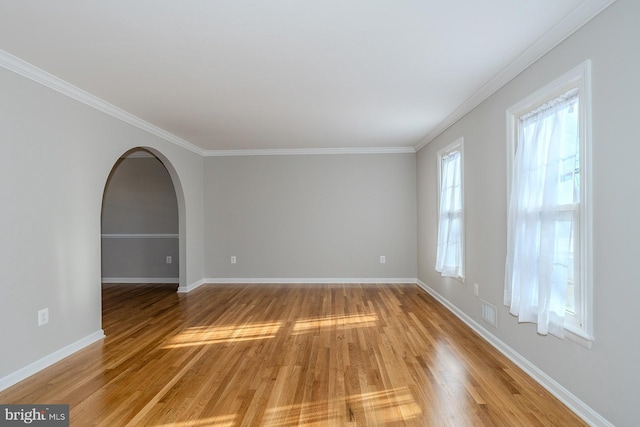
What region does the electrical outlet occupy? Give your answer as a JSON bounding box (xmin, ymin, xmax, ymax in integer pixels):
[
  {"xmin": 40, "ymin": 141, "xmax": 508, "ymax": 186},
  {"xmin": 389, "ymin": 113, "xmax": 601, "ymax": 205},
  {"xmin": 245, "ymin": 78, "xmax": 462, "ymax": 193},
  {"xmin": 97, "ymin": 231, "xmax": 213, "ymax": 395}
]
[
  {"xmin": 166, "ymin": 256, "xmax": 172, "ymax": 264},
  {"xmin": 38, "ymin": 308, "xmax": 49, "ymax": 326},
  {"xmin": 231, "ymin": 256, "xmax": 237, "ymax": 264},
  {"xmin": 474, "ymin": 282, "xmax": 479, "ymax": 297},
  {"xmin": 380, "ymin": 256, "xmax": 386, "ymax": 264}
]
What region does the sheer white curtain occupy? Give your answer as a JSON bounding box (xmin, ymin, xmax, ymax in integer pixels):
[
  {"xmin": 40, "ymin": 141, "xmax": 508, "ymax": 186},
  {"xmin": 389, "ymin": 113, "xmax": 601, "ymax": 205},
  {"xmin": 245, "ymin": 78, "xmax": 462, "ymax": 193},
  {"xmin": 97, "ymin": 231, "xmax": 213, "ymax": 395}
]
[
  {"xmin": 436, "ymin": 149, "xmax": 463, "ymax": 278},
  {"xmin": 504, "ymin": 91, "xmax": 579, "ymax": 338}
]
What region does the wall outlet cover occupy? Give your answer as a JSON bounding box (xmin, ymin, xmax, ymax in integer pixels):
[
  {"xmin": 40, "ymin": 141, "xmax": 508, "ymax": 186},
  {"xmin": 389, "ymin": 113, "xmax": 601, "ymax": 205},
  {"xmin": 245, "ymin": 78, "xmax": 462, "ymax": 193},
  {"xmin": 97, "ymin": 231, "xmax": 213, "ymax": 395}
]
[{"xmin": 38, "ymin": 308, "xmax": 49, "ymax": 326}]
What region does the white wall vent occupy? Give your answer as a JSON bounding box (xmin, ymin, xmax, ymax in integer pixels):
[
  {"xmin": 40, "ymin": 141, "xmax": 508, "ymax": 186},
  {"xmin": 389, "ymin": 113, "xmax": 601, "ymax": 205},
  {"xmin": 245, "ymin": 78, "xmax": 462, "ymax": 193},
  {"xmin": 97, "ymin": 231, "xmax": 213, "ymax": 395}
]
[{"xmin": 481, "ymin": 300, "xmax": 498, "ymax": 328}]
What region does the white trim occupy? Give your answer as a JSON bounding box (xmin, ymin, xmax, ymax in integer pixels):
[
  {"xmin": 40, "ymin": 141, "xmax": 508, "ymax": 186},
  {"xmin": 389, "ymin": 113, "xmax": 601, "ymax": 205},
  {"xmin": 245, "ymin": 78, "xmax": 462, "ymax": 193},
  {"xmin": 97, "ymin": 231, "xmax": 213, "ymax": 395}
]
[
  {"xmin": 0, "ymin": 49, "xmax": 414, "ymax": 158},
  {"xmin": 101, "ymin": 234, "xmax": 179, "ymax": 239},
  {"xmin": 102, "ymin": 278, "xmax": 179, "ymax": 284},
  {"xmin": 0, "ymin": 330, "xmax": 105, "ymax": 393},
  {"xmin": 564, "ymin": 324, "xmax": 594, "ymax": 349},
  {"xmin": 415, "ymin": 0, "xmax": 615, "ymax": 151},
  {"xmin": 435, "ymin": 137, "xmax": 465, "ymax": 280},
  {"xmin": 205, "ymin": 277, "xmax": 417, "ymax": 284},
  {"xmin": 122, "ymin": 151, "xmax": 156, "ymax": 159},
  {"xmin": 505, "ymin": 60, "xmax": 593, "ymax": 345},
  {"xmin": 203, "ymin": 146, "xmax": 416, "ymax": 157},
  {"xmin": 178, "ymin": 278, "xmax": 418, "ymax": 293},
  {"xmin": 177, "ymin": 279, "xmax": 206, "ymax": 294},
  {"xmin": 415, "ymin": 280, "xmax": 612, "ymax": 427},
  {"xmin": 0, "ymin": 280, "xmax": 612, "ymax": 426},
  {"xmin": 1, "ymin": 2, "xmax": 614, "ymax": 158},
  {"xmin": 0, "ymin": 49, "xmax": 205, "ymax": 156}
]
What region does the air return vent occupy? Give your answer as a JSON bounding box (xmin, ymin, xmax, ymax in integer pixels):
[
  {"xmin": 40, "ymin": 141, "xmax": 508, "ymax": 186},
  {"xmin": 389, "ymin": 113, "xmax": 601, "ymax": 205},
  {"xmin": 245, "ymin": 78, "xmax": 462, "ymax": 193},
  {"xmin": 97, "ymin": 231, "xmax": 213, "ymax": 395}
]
[{"xmin": 481, "ymin": 300, "xmax": 497, "ymax": 328}]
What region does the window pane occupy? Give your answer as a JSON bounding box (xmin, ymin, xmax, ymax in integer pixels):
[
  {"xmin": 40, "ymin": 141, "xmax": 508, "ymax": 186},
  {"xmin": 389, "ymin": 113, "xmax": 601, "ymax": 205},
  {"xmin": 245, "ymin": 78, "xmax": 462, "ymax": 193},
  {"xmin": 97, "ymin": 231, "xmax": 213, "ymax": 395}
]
[
  {"xmin": 517, "ymin": 93, "xmax": 580, "ymax": 315},
  {"xmin": 506, "ymin": 88, "xmax": 582, "ymax": 336},
  {"xmin": 436, "ymin": 144, "xmax": 463, "ymax": 278},
  {"xmin": 505, "ymin": 63, "xmax": 591, "ymax": 342}
]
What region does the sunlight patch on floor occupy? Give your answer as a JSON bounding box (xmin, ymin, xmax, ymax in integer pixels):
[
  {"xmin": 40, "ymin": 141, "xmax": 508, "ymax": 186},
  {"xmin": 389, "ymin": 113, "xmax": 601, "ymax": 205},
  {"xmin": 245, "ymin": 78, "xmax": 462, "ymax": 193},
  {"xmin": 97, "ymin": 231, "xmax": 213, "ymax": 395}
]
[
  {"xmin": 293, "ymin": 313, "xmax": 378, "ymax": 333},
  {"xmin": 262, "ymin": 399, "xmax": 339, "ymax": 426},
  {"xmin": 350, "ymin": 387, "xmax": 423, "ymax": 423},
  {"xmin": 162, "ymin": 322, "xmax": 282, "ymax": 348},
  {"xmin": 258, "ymin": 386, "xmax": 421, "ymax": 426},
  {"xmin": 154, "ymin": 414, "xmax": 237, "ymax": 426}
]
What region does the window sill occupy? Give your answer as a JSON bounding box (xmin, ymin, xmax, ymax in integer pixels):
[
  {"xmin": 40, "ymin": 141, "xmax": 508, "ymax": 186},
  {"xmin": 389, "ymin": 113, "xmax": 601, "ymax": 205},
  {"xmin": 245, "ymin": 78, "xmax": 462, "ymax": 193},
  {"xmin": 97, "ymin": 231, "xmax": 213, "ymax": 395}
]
[
  {"xmin": 439, "ymin": 273, "xmax": 464, "ymax": 284},
  {"xmin": 564, "ymin": 324, "xmax": 594, "ymax": 349}
]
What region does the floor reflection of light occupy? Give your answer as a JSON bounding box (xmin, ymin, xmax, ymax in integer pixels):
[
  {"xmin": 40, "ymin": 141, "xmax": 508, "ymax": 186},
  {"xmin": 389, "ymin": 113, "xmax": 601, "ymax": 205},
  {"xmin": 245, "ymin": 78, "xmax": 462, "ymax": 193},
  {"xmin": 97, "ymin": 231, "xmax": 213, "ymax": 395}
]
[
  {"xmin": 293, "ymin": 314, "xmax": 378, "ymax": 333},
  {"xmin": 154, "ymin": 414, "xmax": 237, "ymax": 427},
  {"xmin": 259, "ymin": 386, "xmax": 421, "ymax": 426},
  {"xmin": 162, "ymin": 322, "xmax": 281, "ymax": 348},
  {"xmin": 262, "ymin": 399, "xmax": 339, "ymax": 426},
  {"xmin": 349, "ymin": 387, "xmax": 422, "ymax": 423}
]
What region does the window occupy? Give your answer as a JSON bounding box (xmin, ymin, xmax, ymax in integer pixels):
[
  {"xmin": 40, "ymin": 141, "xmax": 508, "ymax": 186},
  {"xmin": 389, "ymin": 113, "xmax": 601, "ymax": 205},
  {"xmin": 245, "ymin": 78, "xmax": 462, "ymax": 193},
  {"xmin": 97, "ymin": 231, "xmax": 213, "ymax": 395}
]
[
  {"xmin": 436, "ymin": 138, "xmax": 464, "ymax": 280},
  {"xmin": 504, "ymin": 61, "xmax": 593, "ymax": 346}
]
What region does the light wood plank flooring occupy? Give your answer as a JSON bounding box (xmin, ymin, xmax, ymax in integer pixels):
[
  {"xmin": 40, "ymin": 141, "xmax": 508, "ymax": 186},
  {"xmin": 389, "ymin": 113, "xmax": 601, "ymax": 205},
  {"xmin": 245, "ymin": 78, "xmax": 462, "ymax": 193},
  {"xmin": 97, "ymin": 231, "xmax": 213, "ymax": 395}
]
[{"xmin": 0, "ymin": 283, "xmax": 586, "ymax": 426}]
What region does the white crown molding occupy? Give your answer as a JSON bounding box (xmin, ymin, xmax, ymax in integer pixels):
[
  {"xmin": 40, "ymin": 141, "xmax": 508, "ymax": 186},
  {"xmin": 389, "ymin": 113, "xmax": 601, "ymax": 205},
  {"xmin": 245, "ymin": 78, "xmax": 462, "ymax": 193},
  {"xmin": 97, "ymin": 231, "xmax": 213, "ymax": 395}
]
[
  {"xmin": 0, "ymin": 330, "xmax": 105, "ymax": 393},
  {"xmin": 415, "ymin": 0, "xmax": 616, "ymax": 151},
  {"xmin": 415, "ymin": 280, "xmax": 613, "ymax": 427},
  {"xmin": 0, "ymin": 49, "xmax": 414, "ymax": 158},
  {"xmin": 2, "ymin": 0, "xmax": 615, "ymax": 157},
  {"xmin": 203, "ymin": 146, "xmax": 416, "ymax": 157},
  {"xmin": 0, "ymin": 49, "xmax": 205, "ymax": 156}
]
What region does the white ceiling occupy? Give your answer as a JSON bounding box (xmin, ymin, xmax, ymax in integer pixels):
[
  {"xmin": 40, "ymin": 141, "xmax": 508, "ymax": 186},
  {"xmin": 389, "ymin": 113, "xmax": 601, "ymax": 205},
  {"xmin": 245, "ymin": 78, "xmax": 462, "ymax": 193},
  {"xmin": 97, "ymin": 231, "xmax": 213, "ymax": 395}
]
[{"xmin": 0, "ymin": 1, "xmax": 613, "ymax": 154}]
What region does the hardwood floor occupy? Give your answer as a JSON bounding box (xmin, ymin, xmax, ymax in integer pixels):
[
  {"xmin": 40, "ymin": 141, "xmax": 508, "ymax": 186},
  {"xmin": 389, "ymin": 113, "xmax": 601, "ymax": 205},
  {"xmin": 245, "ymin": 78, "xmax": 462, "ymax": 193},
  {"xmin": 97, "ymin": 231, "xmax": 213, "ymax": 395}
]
[{"xmin": 0, "ymin": 283, "xmax": 586, "ymax": 426}]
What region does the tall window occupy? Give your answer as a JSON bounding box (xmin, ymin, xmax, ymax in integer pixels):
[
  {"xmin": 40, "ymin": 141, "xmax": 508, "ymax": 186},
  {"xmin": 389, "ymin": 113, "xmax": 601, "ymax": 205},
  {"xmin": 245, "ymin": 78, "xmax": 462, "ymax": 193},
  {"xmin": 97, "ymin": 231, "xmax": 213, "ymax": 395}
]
[
  {"xmin": 505, "ymin": 61, "xmax": 592, "ymax": 345},
  {"xmin": 436, "ymin": 138, "xmax": 464, "ymax": 280}
]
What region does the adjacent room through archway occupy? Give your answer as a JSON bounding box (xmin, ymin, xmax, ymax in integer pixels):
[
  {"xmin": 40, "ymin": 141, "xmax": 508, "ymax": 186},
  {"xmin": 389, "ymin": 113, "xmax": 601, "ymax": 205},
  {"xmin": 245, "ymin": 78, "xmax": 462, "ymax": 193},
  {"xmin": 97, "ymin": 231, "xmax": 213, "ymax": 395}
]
[{"xmin": 101, "ymin": 148, "xmax": 181, "ymax": 289}]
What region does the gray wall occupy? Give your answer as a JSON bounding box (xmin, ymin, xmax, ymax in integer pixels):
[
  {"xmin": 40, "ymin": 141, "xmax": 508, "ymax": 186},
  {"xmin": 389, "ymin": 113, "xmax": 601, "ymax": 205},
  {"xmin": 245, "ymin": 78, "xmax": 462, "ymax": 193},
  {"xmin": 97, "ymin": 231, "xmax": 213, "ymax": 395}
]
[
  {"xmin": 0, "ymin": 65, "xmax": 205, "ymax": 381},
  {"xmin": 101, "ymin": 155, "xmax": 179, "ymax": 280},
  {"xmin": 204, "ymin": 154, "xmax": 417, "ymax": 279},
  {"xmin": 417, "ymin": 1, "xmax": 639, "ymax": 425},
  {"xmin": 1, "ymin": 2, "xmax": 635, "ymax": 424}
]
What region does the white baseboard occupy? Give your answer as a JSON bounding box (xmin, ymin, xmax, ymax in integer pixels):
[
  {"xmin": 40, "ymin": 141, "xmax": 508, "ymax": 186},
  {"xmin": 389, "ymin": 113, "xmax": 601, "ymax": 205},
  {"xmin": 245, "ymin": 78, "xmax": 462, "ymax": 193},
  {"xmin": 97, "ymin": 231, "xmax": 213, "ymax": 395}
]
[
  {"xmin": 177, "ymin": 279, "xmax": 206, "ymax": 294},
  {"xmin": 177, "ymin": 278, "xmax": 418, "ymax": 293},
  {"xmin": 177, "ymin": 277, "xmax": 417, "ymax": 293},
  {"xmin": 0, "ymin": 330, "xmax": 105, "ymax": 393},
  {"xmin": 102, "ymin": 277, "xmax": 179, "ymax": 284},
  {"xmin": 205, "ymin": 277, "xmax": 417, "ymax": 284},
  {"xmin": 0, "ymin": 279, "xmax": 611, "ymax": 426},
  {"xmin": 415, "ymin": 280, "xmax": 612, "ymax": 427}
]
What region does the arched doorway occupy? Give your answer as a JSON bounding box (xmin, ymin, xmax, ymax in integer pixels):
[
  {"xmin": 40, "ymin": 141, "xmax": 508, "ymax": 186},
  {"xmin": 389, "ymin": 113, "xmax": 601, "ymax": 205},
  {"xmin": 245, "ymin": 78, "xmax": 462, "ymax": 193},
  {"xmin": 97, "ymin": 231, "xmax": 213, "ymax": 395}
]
[{"xmin": 101, "ymin": 147, "xmax": 186, "ymax": 289}]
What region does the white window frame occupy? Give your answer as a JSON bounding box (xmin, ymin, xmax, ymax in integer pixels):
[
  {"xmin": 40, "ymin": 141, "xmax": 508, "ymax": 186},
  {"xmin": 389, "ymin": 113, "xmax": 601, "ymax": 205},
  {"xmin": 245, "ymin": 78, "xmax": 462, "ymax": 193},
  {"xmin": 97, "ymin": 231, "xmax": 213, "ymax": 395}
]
[
  {"xmin": 436, "ymin": 137, "xmax": 465, "ymax": 281},
  {"xmin": 506, "ymin": 61, "xmax": 593, "ymax": 347}
]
